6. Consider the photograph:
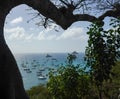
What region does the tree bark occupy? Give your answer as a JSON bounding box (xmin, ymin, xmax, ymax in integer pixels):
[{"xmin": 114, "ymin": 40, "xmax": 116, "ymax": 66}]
[
  {"xmin": 0, "ymin": 9, "xmax": 29, "ymax": 99},
  {"xmin": 98, "ymin": 84, "xmax": 103, "ymax": 99}
]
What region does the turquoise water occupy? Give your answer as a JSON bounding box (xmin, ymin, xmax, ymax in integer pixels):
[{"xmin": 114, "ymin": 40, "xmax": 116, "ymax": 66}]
[{"xmin": 14, "ymin": 53, "xmax": 85, "ymax": 90}]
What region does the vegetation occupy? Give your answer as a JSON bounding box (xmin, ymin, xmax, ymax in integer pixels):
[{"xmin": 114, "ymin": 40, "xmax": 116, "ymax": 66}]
[
  {"xmin": 27, "ymin": 59, "xmax": 120, "ymax": 99},
  {"xmin": 27, "ymin": 85, "xmax": 52, "ymax": 99},
  {"xmin": 47, "ymin": 53, "xmax": 91, "ymax": 99},
  {"xmin": 85, "ymin": 18, "xmax": 120, "ymax": 99},
  {"xmin": 27, "ymin": 18, "xmax": 120, "ymax": 99}
]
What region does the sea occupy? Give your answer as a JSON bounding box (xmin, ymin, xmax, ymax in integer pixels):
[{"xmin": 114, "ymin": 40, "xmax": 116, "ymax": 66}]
[{"xmin": 14, "ymin": 53, "xmax": 86, "ymax": 90}]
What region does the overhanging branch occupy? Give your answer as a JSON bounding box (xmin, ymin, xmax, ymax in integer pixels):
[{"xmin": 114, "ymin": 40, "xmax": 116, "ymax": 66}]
[
  {"xmin": 20, "ymin": 0, "xmax": 120, "ymax": 29},
  {"xmin": 99, "ymin": 9, "xmax": 120, "ymax": 20}
]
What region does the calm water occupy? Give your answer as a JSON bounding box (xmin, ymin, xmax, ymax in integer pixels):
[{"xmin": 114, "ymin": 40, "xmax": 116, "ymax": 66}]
[{"xmin": 14, "ymin": 53, "xmax": 85, "ymax": 90}]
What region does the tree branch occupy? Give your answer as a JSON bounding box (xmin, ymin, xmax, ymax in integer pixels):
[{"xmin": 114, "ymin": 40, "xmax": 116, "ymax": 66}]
[
  {"xmin": 24, "ymin": 0, "xmax": 104, "ymax": 29},
  {"xmin": 68, "ymin": 14, "xmax": 104, "ymax": 26},
  {"xmin": 6, "ymin": 0, "xmax": 120, "ymax": 29},
  {"xmin": 98, "ymin": 9, "xmax": 120, "ymax": 20},
  {"xmin": 24, "ymin": 0, "xmax": 70, "ymax": 29},
  {"xmin": 59, "ymin": 0, "xmax": 69, "ymax": 6}
]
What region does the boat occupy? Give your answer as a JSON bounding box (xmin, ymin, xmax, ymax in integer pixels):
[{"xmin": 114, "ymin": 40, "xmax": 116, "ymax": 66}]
[
  {"xmin": 36, "ymin": 71, "xmax": 42, "ymax": 76},
  {"xmin": 23, "ymin": 68, "xmax": 30, "ymax": 71},
  {"xmin": 23, "ymin": 68, "xmax": 32, "ymax": 73},
  {"xmin": 51, "ymin": 58, "xmax": 57, "ymax": 61},
  {"xmin": 21, "ymin": 62, "xmax": 26, "ymax": 68},
  {"xmin": 38, "ymin": 75, "xmax": 46, "ymax": 80},
  {"xmin": 39, "ymin": 68, "xmax": 45, "ymax": 71},
  {"xmin": 26, "ymin": 70, "xmax": 32, "ymax": 73}
]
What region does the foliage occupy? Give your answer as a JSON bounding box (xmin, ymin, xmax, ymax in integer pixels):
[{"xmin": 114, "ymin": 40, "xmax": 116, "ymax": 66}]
[
  {"xmin": 67, "ymin": 53, "xmax": 77, "ymax": 65},
  {"xmin": 111, "ymin": 61, "xmax": 120, "ymax": 83},
  {"xmin": 99, "ymin": 61, "xmax": 120, "ymax": 99},
  {"xmin": 26, "ymin": 61, "xmax": 120, "ymax": 99},
  {"xmin": 26, "ymin": 18, "xmax": 120, "ymax": 99},
  {"xmin": 85, "ymin": 18, "xmax": 120, "ymax": 99},
  {"xmin": 47, "ymin": 54, "xmax": 91, "ymax": 99},
  {"xmin": 27, "ymin": 85, "xmax": 52, "ymax": 99}
]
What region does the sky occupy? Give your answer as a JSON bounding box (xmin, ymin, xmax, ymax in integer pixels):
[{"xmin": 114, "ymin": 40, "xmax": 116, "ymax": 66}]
[{"xmin": 4, "ymin": 4, "xmax": 91, "ymax": 54}]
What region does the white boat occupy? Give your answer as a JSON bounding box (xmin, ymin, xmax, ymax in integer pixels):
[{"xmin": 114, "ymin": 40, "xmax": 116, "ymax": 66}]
[{"xmin": 38, "ymin": 75, "xmax": 46, "ymax": 80}]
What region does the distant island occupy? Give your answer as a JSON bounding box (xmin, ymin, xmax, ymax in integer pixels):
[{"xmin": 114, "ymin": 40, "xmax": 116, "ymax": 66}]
[
  {"xmin": 46, "ymin": 54, "xmax": 52, "ymax": 58},
  {"xmin": 72, "ymin": 51, "xmax": 79, "ymax": 54}
]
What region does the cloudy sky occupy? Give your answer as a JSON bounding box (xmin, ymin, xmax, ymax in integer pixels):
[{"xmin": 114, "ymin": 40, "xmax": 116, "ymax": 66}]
[{"xmin": 4, "ymin": 4, "xmax": 90, "ymax": 54}]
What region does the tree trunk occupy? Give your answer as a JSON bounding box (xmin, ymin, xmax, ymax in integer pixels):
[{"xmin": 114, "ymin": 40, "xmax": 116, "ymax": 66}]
[
  {"xmin": 0, "ymin": 11, "xmax": 29, "ymax": 99},
  {"xmin": 98, "ymin": 84, "xmax": 103, "ymax": 99}
]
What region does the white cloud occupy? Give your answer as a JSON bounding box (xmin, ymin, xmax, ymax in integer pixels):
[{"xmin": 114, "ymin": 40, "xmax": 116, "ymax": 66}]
[
  {"xmin": 5, "ymin": 27, "xmax": 35, "ymax": 41},
  {"xmin": 5, "ymin": 27, "xmax": 24, "ymax": 33},
  {"xmin": 10, "ymin": 17, "xmax": 23, "ymax": 24},
  {"xmin": 25, "ymin": 34, "xmax": 34, "ymax": 40},
  {"xmin": 5, "ymin": 26, "xmax": 88, "ymax": 42},
  {"xmin": 57, "ymin": 27, "xmax": 88, "ymax": 40},
  {"xmin": 5, "ymin": 27, "xmax": 25, "ymax": 40},
  {"xmin": 47, "ymin": 35, "xmax": 57, "ymax": 40},
  {"xmin": 36, "ymin": 25, "xmax": 56, "ymax": 40},
  {"xmin": 36, "ymin": 27, "xmax": 88, "ymax": 41},
  {"xmin": 37, "ymin": 31, "xmax": 46, "ymax": 40}
]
